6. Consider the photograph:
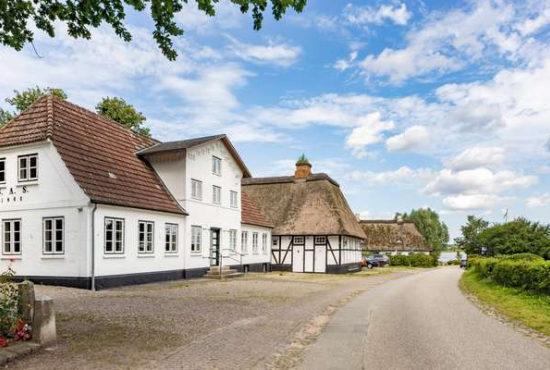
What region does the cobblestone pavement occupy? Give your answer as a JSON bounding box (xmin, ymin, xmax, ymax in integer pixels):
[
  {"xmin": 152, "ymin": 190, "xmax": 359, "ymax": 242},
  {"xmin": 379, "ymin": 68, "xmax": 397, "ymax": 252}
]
[{"xmin": 13, "ymin": 269, "xmax": 419, "ymax": 370}]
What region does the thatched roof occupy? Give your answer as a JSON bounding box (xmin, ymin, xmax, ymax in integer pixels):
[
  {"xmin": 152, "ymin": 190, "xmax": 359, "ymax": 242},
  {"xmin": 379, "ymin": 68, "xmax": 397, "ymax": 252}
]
[
  {"xmin": 242, "ymin": 174, "xmax": 366, "ymax": 239},
  {"xmin": 360, "ymin": 220, "xmax": 430, "ymax": 252}
]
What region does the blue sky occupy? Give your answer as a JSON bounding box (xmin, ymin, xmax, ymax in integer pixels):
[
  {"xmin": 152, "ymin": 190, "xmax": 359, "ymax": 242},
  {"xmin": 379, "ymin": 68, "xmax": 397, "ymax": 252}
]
[{"xmin": 1, "ymin": 0, "xmax": 550, "ymax": 239}]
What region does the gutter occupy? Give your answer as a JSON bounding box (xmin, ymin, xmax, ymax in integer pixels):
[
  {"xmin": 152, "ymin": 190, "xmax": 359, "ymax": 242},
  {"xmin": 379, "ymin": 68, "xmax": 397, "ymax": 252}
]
[{"xmin": 91, "ymin": 203, "xmax": 98, "ymax": 291}]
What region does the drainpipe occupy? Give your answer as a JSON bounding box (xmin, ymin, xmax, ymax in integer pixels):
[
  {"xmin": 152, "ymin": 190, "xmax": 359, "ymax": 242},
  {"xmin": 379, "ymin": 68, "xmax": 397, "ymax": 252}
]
[{"xmin": 91, "ymin": 203, "xmax": 98, "ymax": 291}]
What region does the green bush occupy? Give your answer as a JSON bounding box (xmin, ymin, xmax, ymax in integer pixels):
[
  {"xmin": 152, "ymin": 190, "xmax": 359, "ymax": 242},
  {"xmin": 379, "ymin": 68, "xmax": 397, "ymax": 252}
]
[
  {"xmin": 446, "ymin": 259, "xmax": 460, "ymax": 265},
  {"xmin": 389, "ymin": 255, "xmax": 410, "ymax": 266},
  {"xmin": 501, "ymin": 253, "xmax": 544, "ymax": 262},
  {"xmin": 390, "ymin": 254, "xmax": 436, "ymax": 267}
]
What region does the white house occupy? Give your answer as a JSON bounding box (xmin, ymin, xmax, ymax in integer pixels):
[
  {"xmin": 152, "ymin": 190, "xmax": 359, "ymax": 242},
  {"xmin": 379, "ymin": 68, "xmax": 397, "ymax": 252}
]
[
  {"xmin": 243, "ymin": 160, "xmax": 366, "ymax": 273},
  {"xmin": 0, "ymin": 95, "xmax": 271, "ymax": 289}
]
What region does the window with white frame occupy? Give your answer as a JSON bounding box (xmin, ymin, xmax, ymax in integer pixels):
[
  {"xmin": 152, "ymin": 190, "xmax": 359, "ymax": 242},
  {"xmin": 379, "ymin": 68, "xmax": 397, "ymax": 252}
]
[
  {"xmin": 165, "ymin": 223, "xmax": 178, "ymax": 253},
  {"xmin": 191, "ymin": 226, "xmax": 202, "ymax": 253},
  {"xmin": 315, "ymin": 236, "xmax": 326, "ymax": 245},
  {"xmin": 191, "ymin": 179, "xmax": 203, "ymax": 200},
  {"xmin": 241, "ymin": 231, "xmax": 248, "ymax": 253},
  {"xmin": 293, "ymin": 236, "xmax": 305, "ymax": 245},
  {"xmin": 212, "ymin": 156, "xmax": 221, "ymax": 175},
  {"xmin": 0, "ymin": 158, "xmax": 5, "ymax": 183},
  {"xmin": 43, "ymin": 217, "xmax": 64, "ymax": 255},
  {"xmin": 138, "ymin": 221, "xmax": 154, "ymax": 254},
  {"xmin": 252, "ymin": 232, "xmax": 258, "ymax": 253},
  {"xmin": 104, "ymin": 218, "xmax": 124, "ymax": 254},
  {"xmin": 272, "ymin": 238, "xmax": 278, "ymax": 247},
  {"xmin": 18, "ymin": 154, "xmax": 38, "ymax": 181},
  {"xmin": 3, "ymin": 219, "xmax": 21, "ymax": 255},
  {"xmin": 212, "ymin": 186, "xmax": 221, "ymax": 204},
  {"xmin": 342, "ymin": 236, "xmax": 348, "ymax": 248},
  {"xmin": 230, "ymin": 190, "xmax": 238, "ymax": 208},
  {"xmin": 262, "ymin": 233, "xmax": 268, "ymax": 253},
  {"xmin": 229, "ymin": 229, "xmax": 237, "ymax": 251}
]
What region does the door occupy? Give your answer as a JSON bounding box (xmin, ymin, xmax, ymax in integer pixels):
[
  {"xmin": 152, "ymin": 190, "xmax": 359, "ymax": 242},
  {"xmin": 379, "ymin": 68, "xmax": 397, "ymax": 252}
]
[
  {"xmin": 314, "ymin": 245, "xmax": 326, "ymax": 273},
  {"xmin": 210, "ymin": 228, "xmax": 220, "ymax": 266},
  {"xmin": 292, "ymin": 245, "xmax": 304, "ymax": 272}
]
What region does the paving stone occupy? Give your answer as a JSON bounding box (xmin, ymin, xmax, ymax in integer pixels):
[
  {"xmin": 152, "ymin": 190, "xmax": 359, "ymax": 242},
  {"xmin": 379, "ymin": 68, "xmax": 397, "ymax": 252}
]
[
  {"xmin": 0, "ymin": 348, "xmax": 18, "ymax": 361},
  {"xmin": 4, "ymin": 343, "xmax": 32, "ymax": 356},
  {"xmin": 0, "ymin": 354, "xmax": 7, "ymax": 366},
  {"xmin": 26, "ymin": 342, "xmax": 41, "ymax": 353}
]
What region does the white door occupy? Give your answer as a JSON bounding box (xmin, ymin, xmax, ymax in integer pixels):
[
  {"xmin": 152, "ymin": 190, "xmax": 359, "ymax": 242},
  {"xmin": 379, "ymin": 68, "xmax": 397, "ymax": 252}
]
[
  {"xmin": 292, "ymin": 245, "xmax": 304, "ymax": 272},
  {"xmin": 314, "ymin": 246, "xmax": 326, "ymax": 273}
]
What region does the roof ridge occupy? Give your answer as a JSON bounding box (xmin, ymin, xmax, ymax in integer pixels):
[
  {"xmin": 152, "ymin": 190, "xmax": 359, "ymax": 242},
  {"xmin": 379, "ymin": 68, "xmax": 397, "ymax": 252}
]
[{"xmin": 45, "ymin": 94, "xmax": 54, "ymax": 139}]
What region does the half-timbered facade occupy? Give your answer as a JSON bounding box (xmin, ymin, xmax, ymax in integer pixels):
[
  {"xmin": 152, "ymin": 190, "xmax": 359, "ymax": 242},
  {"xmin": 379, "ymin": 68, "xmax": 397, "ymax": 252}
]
[{"xmin": 243, "ymin": 161, "xmax": 366, "ymax": 273}]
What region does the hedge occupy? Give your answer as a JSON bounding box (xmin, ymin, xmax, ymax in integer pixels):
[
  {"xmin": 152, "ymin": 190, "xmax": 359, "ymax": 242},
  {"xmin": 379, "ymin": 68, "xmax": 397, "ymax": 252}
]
[
  {"xmin": 389, "ymin": 254, "xmax": 437, "ymax": 267},
  {"xmin": 469, "ymin": 257, "xmax": 550, "ymax": 295}
]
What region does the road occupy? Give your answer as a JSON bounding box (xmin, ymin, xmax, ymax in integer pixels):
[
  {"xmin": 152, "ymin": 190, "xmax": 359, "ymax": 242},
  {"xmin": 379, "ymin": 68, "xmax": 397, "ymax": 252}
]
[{"xmin": 299, "ymin": 267, "xmax": 550, "ymax": 370}]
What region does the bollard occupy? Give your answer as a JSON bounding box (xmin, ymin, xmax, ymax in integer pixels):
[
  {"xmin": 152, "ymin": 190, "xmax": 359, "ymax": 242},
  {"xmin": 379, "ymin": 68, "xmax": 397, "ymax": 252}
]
[
  {"xmin": 18, "ymin": 281, "xmax": 35, "ymax": 324},
  {"xmin": 32, "ymin": 296, "xmax": 57, "ymax": 349}
]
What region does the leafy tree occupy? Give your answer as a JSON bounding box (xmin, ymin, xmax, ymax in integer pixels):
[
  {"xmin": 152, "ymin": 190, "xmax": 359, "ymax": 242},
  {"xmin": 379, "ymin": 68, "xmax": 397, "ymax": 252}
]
[
  {"xmin": 454, "ymin": 215, "xmax": 489, "ymax": 255},
  {"xmin": 0, "ymin": 0, "xmax": 308, "ymax": 61},
  {"xmin": 398, "ymin": 208, "xmax": 449, "ymax": 256},
  {"xmin": 0, "ymin": 86, "xmax": 67, "ymax": 127},
  {"xmin": 95, "ymin": 97, "xmax": 150, "ymax": 137}
]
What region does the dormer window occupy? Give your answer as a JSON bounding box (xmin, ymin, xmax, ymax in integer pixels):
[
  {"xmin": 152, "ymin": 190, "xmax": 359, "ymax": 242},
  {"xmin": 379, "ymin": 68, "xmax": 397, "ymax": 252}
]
[
  {"xmin": 18, "ymin": 154, "xmax": 38, "ymax": 182},
  {"xmin": 0, "ymin": 158, "xmax": 5, "ymax": 183},
  {"xmin": 212, "ymin": 156, "xmax": 221, "ymax": 176}
]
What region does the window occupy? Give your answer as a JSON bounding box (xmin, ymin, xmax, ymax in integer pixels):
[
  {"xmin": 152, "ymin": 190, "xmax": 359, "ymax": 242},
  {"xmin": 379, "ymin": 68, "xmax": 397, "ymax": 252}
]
[
  {"xmin": 212, "ymin": 186, "xmax": 221, "ymax": 204},
  {"xmin": 272, "ymin": 238, "xmax": 278, "ymax": 247},
  {"xmin": 230, "ymin": 191, "xmax": 238, "ymax": 208},
  {"xmin": 18, "ymin": 154, "xmax": 38, "ymax": 181},
  {"xmin": 229, "ymin": 229, "xmax": 237, "ymax": 251},
  {"xmin": 191, "ymin": 226, "xmax": 202, "ymax": 253},
  {"xmin": 262, "ymin": 233, "xmax": 268, "ymax": 253},
  {"xmin": 105, "ymin": 218, "xmax": 124, "ymax": 254},
  {"xmin": 43, "ymin": 217, "xmax": 64, "ymax": 255},
  {"xmin": 165, "ymin": 224, "xmax": 178, "ymax": 253},
  {"xmin": 138, "ymin": 221, "xmax": 154, "ymax": 254},
  {"xmin": 252, "ymin": 232, "xmax": 258, "ymax": 253},
  {"xmin": 294, "ymin": 236, "xmax": 305, "ymax": 245},
  {"xmin": 3, "ymin": 219, "xmax": 21, "ymax": 255},
  {"xmin": 315, "ymin": 236, "xmax": 326, "ymax": 245},
  {"xmin": 241, "ymin": 231, "xmax": 248, "ymax": 253},
  {"xmin": 0, "ymin": 158, "xmax": 5, "ymax": 183},
  {"xmin": 191, "ymin": 179, "xmax": 203, "ymax": 200},
  {"xmin": 212, "ymin": 156, "xmax": 221, "ymax": 175},
  {"xmin": 342, "ymin": 236, "xmax": 348, "ymax": 248}
]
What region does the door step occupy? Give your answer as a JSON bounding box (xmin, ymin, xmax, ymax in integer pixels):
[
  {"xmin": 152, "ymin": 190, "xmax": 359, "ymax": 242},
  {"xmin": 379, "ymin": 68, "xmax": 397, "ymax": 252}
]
[{"xmin": 205, "ymin": 267, "xmax": 244, "ymax": 279}]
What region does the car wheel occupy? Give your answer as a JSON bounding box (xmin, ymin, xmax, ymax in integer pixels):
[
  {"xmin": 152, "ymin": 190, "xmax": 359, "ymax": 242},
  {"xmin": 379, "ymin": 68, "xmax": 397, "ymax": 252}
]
[{"xmin": 367, "ymin": 263, "xmax": 373, "ymax": 269}]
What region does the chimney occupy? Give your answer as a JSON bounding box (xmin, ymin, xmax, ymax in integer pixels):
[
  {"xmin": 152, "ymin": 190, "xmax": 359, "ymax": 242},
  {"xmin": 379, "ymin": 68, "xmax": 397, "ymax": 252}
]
[{"xmin": 295, "ymin": 154, "xmax": 312, "ymax": 180}]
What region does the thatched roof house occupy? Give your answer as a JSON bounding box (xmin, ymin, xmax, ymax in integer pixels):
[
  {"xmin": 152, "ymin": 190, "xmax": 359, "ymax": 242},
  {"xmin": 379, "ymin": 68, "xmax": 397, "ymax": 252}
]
[{"xmin": 360, "ymin": 220, "xmax": 431, "ymax": 254}]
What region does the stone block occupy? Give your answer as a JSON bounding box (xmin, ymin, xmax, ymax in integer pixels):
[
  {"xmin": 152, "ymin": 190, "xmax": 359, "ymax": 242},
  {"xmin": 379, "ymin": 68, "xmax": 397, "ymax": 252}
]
[
  {"xmin": 32, "ymin": 296, "xmax": 57, "ymax": 349},
  {"xmin": 4, "ymin": 343, "xmax": 32, "ymax": 356},
  {"xmin": 18, "ymin": 281, "xmax": 35, "ymax": 323},
  {"xmin": 0, "ymin": 354, "xmax": 6, "ymax": 365},
  {"xmin": 0, "ymin": 348, "xmax": 17, "ymax": 361}
]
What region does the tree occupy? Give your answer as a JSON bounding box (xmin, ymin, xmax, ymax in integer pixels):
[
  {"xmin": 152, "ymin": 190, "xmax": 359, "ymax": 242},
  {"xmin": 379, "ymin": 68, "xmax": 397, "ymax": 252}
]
[
  {"xmin": 398, "ymin": 208, "xmax": 449, "ymax": 256},
  {"xmin": 0, "ymin": 86, "xmax": 67, "ymax": 127},
  {"xmin": 454, "ymin": 215, "xmax": 489, "ymax": 255},
  {"xmin": 95, "ymin": 97, "xmax": 150, "ymax": 137},
  {"xmin": 0, "ymin": 0, "xmax": 308, "ymax": 61}
]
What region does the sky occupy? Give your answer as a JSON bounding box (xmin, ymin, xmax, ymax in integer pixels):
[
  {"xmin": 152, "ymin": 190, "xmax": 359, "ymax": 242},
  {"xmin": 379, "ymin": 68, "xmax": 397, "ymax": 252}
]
[{"xmin": 1, "ymin": 0, "xmax": 550, "ymax": 239}]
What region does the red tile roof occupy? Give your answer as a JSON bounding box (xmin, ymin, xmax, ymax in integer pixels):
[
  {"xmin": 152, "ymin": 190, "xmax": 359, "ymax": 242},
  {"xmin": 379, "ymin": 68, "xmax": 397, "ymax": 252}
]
[
  {"xmin": 0, "ymin": 95, "xmax": 186, "ymax": 215},
  {"xmin": 241, "ymin": 192, "xmax": 273, "ymax": 228}
]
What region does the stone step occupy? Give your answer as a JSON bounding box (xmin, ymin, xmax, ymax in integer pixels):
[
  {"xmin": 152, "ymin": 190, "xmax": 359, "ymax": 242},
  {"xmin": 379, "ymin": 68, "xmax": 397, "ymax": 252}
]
[
  {"xmin": 205, "ymin": 268, "xmax": 239, "ymax": 276},
  {"xmin": 204, "ymin": 272, "xmax": 244, "ymax": 279},
  {"xmin": 208, "ymin": 265, "xmax": 233, "ymax": 272}
]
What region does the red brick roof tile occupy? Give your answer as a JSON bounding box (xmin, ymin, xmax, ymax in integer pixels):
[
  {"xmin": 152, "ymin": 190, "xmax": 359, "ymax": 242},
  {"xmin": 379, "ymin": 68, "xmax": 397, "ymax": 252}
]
[{"xmin": 241, "ymin": 192, "xmax": 273, "ymax": 228}]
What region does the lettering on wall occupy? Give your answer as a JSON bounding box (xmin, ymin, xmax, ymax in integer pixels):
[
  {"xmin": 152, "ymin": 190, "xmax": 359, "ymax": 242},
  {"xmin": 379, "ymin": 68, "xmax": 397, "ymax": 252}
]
[{"xmin": 0, "ymin": 186, "xmax": 28, "ymax": 203}]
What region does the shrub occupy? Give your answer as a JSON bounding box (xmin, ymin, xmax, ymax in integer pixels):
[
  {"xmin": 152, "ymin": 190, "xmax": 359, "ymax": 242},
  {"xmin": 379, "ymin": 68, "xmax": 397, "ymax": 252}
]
[
  {"xmin": 501, "ymin": 253, "xmax": 544, "ymax": 262},
  {"xmin": 446, "ymin": 259, "xmax": 460, "ymax": 265},
  {"xmin": 389, "ymin": 255, "xmax": 410, "ymax": 266},
  {"xmin": 390, "ymin": 254, "xmax": 436, "ymax": 267},
  {"xmin": 0, "ymin": 269, "xmax": 31, "ymax": 345}
]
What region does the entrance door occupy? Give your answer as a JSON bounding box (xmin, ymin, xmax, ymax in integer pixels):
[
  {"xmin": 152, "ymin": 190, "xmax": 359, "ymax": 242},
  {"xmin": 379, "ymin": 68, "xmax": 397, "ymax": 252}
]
[
  {"xmin": 292, "ymin": 245, "xmax": 304, "ymax": 272},
  {"xmin": 210, "ymin": 228, "xmax": 220, "ymax": 266},
  {"xmin": 314, "ymin": 245, "xmax": 326, "ymax": 273}
]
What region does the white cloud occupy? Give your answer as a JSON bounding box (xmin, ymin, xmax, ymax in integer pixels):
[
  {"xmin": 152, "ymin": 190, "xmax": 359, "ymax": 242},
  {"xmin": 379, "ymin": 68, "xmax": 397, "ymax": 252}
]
[
  {"xmin": 546, "ymin": 136, "xmax": 550, "ymax": 151},
  {"xmin": 445, "ymin": 147, "xmax": 505, "ymax": 171},
  {"xmin": 349, "ymin": 166, "xmax": 434, "ymax": 186},
  {"xmin": 229, "ymin": 37, "xmax": 302, "ymax": 67},
  {"xmin": 386, "ymin": 125, "xmax": 430, "ymax": 152},
  {"xmin": 334, "ymin": 51, "xmax": 358, "ymax": 71},
  {"xmin": 516, "ymin": 6, "xmax": 550, "ymax": 36},
  {"xmin": 345, "ymin": 112, "xmax": 394, "ymax": 158},
  {"xmin": 344, "ymin": 3, "xmax": 412, "ymax": 26},
  {"xmin": 442, "ymin": 194, "xmax": 508, "ymax": 211},
  {"xmin": 527, "ymin": 193, "xmax": 550, "ymax": 207}
]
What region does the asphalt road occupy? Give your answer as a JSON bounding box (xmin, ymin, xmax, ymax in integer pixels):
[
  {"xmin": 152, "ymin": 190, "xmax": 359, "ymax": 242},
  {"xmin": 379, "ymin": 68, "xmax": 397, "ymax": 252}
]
[{"xmin": 299, "ymin": 267, "xmax": 550, "ymax": 370}]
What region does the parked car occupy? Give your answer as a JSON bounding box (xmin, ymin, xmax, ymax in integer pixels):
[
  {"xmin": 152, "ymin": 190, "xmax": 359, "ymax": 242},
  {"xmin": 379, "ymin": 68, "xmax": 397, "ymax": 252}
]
[
  {"xmin": 460, "ymin": 256, "xmax": 468, "ymax": 269},
  {"xmin": 364, "ymin": 254, "xmax": 390, "ymax": 269}
]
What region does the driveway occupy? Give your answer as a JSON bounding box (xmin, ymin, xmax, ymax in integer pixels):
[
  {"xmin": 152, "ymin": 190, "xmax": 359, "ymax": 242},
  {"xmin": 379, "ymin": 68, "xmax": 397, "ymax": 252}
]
[{"xmin": 299, "ymin": 267, "xmax": 550, "ymax": 370}]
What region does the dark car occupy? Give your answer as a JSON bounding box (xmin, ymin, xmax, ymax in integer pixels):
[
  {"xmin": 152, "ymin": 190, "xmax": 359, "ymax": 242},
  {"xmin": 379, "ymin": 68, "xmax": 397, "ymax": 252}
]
[{"xmin": 365, "ymin": 254, "xmax": 389, "ymax": 269}]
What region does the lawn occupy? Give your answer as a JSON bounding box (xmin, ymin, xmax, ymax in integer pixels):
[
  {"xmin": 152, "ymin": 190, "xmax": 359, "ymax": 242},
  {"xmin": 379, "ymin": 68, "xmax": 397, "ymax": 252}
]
[{"xmin": 460, "ymin": 269, "xmax": 550, "ymax": 337}]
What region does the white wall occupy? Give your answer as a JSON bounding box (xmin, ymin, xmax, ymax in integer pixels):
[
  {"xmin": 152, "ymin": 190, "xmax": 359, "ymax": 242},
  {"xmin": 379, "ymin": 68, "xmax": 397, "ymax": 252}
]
[
  {"xmin": 237, "ymin": 224, "xmax": 271, "ymax": 266},
  {"xmin": 0, "ymin": 141, "xmax": 90, "ymax": 277}
]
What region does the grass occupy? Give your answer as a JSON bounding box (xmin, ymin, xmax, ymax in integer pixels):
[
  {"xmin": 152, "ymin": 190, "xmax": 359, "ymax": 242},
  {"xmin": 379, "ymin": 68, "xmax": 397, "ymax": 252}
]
[{"xmin": 460, "ymin": 269, "xmax": 550, "ymax": 337}]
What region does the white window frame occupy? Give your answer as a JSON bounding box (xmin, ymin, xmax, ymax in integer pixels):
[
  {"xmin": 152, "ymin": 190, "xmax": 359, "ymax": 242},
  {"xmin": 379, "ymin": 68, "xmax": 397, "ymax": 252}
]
[
  {"xmin": 18, "ymin": 154, "xmax": 38, "ymax": 182},
  {"xmin": 293, "ymin": 236, "xmax": 305, "ymax": 245},
  {"xmin": 165, "ymin": 223, "xmax": 178, "ymax": 253},
  {"xmin": 43, "ymin": 217, "xmax": 64, "ymax": 255},
  {"xmin": 262, "ymin": 233, "xmax": 268, "ymax": 253},
  {"xmin": 212, "ymin": 156, "xmax": 221, "ymax": 176},
  {"xmin": 314, "ymin": 236, "xmax": 327, "ymax": 245},
  {"xmin": 229, "ymin": 229, "xmax": 237, "ymax": 251},
  {"xmin": 191, "ymin": 225, "xmax": 202, "ymax": 253},
  {"xmin": 2, "ymin": 219, "xmax": 22, "ymax": 255},
  {"xmin": 191, "ymin": 179, "xmax": 203, "ymax": 200},
  {"xmin": 0, "ymin": 158, "xmax": 5, "ymax": 184},
  {"xmin": 138, "ymin": 221, "xmax": 154, "ymax": 254},
  {"xmin": 104, "ymin": 217, "xmax": 124, "ymax": 254},
  {"xmin": 252, "ymin": 232, "xmax": 259, "ymax": 254},
  {"xmin": 230, "ymin": 190, "xmax": 238, "ymax": 208},
  {"xmin": 212, "ymin": 185, "xmax": 221, "ymax": 205},
  {"xmin": 241, "ymin": 231, "xmax": 248, "ymax": 253}
]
